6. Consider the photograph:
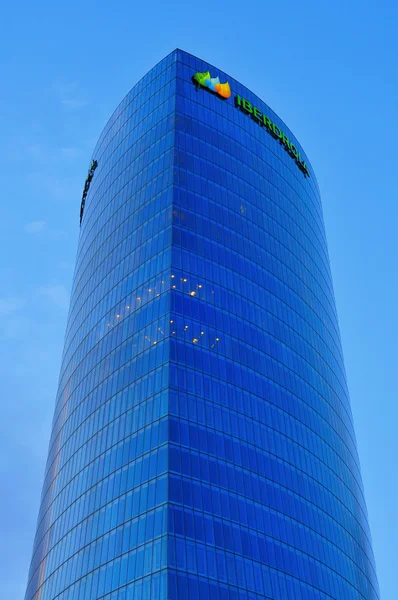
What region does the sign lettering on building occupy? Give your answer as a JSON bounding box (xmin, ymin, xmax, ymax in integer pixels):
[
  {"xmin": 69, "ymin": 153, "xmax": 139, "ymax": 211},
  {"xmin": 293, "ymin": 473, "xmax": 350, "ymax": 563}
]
[{"xmin": 193, "ymin": 71, "xmax": 310, "ymax": 177}]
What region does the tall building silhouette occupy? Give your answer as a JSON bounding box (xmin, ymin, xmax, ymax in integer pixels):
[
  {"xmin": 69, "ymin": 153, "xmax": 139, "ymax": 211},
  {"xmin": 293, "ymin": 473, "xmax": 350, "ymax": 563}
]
[{"xmin": 24, "ymin": 50, "xmax": 379, "ymax": 600}]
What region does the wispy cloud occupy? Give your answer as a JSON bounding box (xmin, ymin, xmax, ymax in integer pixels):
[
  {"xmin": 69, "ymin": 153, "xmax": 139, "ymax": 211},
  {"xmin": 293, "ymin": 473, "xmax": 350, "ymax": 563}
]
[
  {"xmin": 24, "ymin": 221, "xmax": 46, "ymax": 234},
  {"xmin": 48, "ymin": 229, "xmax": 68, "ymax": 241},
  {"xmin": 52, "ymin": 81, "xmax": 88, "ymax": 110},
  {"xmin": 39, "ymin": 284, "xmax": 70, "ymax": 311},
  {"xmin": 0, "ymin": 297, "xmax": 26, "ymax": 315},
  {"xmin": 26, "ymin": 144, "xmax": 45, "ymax": 158},
  {"xmin": 61, "ymin": 99, "xmax": 88, "ymax": 109},
  {"xmin": 26, "ymin": 171, "xmax": 81, "ymax": 203},
  {"xmin": 59, "ymin": 147, "xmax": 84, "ymax": 159}
]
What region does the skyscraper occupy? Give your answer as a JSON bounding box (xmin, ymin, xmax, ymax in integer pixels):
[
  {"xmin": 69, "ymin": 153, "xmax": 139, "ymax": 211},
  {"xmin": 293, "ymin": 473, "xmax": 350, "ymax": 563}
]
[{"xmin": 24, "ymin": 49, "xmax": 379, "ymax": 600}]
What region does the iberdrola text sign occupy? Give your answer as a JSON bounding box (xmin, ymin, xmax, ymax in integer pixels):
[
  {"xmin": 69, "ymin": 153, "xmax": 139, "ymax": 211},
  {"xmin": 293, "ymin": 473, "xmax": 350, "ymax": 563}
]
[
  {"xmin": 193, "ymin": 70, "xmax": 310, "ymax": 178},
  {"xmin": 235, "ymin": 95, "xmax": 310, "ymax": 177}
]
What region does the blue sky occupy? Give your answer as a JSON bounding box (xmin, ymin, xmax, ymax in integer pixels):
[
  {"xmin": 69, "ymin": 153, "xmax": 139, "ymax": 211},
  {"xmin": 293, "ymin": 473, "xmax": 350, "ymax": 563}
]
[{"xmin": 0, "ymin": 1, "xmax": 396, "ymax": 598}]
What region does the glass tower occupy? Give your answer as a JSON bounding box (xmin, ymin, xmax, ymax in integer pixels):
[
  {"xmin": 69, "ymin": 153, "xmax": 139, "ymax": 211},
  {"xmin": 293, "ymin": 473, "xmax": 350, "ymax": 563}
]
[{"xmin": 24, "ymin": 50, "xmax": 379, "ymax": 600}]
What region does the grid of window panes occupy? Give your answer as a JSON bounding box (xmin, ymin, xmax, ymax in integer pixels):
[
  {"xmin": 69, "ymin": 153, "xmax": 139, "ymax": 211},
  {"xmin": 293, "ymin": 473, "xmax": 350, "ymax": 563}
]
[
  {"xmin": 24, "ymin": 48, "xmax": 379, "ymax": 600},
  {"xmin": 166, "ymin": 51, "xmax": 379, "ymax": 600},
  {"xmin": 24, "ymin": 52, "xmax": 178, "ymax": 600}
]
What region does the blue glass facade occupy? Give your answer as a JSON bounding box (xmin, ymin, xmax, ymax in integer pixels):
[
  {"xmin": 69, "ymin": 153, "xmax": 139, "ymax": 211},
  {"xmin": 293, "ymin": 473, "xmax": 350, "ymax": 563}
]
[{"xmin": 24, "ymin": 50, "xmax": 379, "ymax": 600}]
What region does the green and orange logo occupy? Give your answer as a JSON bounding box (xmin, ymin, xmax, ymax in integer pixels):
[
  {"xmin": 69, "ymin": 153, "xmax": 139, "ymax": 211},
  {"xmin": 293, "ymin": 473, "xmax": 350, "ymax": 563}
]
[{"xmin": 193, "ymin": 71, "xmax": 231, "ymax": 99}]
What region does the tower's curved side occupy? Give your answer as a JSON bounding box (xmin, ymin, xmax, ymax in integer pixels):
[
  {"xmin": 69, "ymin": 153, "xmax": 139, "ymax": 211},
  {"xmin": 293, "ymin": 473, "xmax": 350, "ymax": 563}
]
[{"xmin": 25, "ymin": 49, "xmax": 379, "ymax": 600}]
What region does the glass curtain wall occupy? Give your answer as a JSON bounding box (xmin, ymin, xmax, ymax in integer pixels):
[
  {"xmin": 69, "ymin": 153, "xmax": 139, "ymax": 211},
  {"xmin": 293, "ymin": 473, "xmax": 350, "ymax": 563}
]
[{"xmin": 24, "ymin": 50, "xmax": 379, "ymax": 600}]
